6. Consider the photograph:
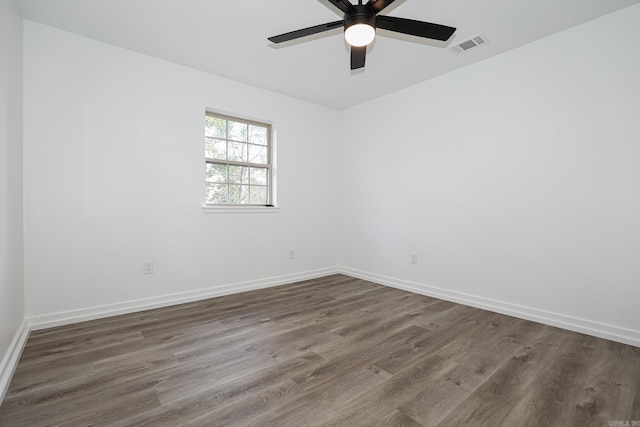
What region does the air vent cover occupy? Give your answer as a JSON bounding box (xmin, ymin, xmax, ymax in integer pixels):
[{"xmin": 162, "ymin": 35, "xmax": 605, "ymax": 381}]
[{"xmin": 451, "ymin": 34, "xmax": 487, "ymax": 53}]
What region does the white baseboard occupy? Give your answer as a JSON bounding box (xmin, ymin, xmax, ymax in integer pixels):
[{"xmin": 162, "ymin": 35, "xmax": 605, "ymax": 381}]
[
  {"xmin": 339, "ymin": 267, "xmax": 640, "ymax": 348},
  {"xmin": 14, "ymin": 265, "xmax": 639, "ymax": 387},
  {"xmin": 9, "ymin": 265, "xmax": 635, "ymax": 409},
  {"xmin": 0, "ymin": 319, "xmax": 30, "ymax": 404},
  {"xmin": 27, "ymin": 267, "xmax": 340, "ymax": 331}
]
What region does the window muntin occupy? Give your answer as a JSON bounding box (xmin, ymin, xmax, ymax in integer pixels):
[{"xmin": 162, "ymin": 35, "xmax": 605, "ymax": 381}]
[{"xmin": 205, "ymin": 112, "xmax": 272, "ymax": 206}]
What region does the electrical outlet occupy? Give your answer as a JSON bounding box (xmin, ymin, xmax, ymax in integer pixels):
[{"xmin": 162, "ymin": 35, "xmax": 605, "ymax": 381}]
[
  {"xmin": 288, "ymin": 249, "xmax": 295, "ymax": 259},
  {"xmin": 143, "ymin": 261, "xmax": 154, "ymax": 274},
  {"xmin": 410, "ymin": 252, "xmax": 418, "ymax": 265}
]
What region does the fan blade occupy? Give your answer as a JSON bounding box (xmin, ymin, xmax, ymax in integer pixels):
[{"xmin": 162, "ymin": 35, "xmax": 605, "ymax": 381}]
[
  {"xmin": 377, "ymin": 15, "xmax": 456, "ymax": 41},
  {"xmin": 351, "ymin": 46, "xmax": 366, "ymax": 70},
  {"xmin": 366, "ymin": 0, "xmax": 397, "ymax": 13},
  {"xmin": 268, "ymin": 20, "xmax": 344, "ymax": 43},
  {"xmin": 328, "ymin": 0, "xmax": 355, "ymax": 14}
]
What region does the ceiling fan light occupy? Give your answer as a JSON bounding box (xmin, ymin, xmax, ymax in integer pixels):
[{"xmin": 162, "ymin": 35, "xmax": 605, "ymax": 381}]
[{"xmin": 344, "ymin": 23, "xmax": 375, "ymax": 47}]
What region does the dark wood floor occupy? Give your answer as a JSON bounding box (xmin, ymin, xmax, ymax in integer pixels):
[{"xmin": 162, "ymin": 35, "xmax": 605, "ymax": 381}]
[{"xmin": 1, "ymin": 275, "xmax": 638, "ymax": 426}]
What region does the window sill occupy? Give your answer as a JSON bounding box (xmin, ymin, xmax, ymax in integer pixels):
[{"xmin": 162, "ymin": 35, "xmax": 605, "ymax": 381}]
[{"xmin": 202, "ymin": 205, "xmax": 280, "ymax": 214}]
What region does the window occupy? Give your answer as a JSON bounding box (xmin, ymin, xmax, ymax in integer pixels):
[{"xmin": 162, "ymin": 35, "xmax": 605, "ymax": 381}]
[{"xmin": 205, "ymin": 112, "xmax": 273, "ymax": 206}]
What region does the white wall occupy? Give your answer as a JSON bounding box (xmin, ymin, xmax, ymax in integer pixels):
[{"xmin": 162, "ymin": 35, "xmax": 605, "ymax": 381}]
[
  {"xmin": 339, "ymin": 5, "xmax": 640, "ymax": 344},
  {"xmin": 23, "ymin": 21, "xmax": 339, "ymax": 322},
  {"xmin": 0, "ymin": 0, "xmax": 25, "ymax": 399},
  {"xmin": 20, "ymin": 5, "xmax": 640, "ymax": 346}
]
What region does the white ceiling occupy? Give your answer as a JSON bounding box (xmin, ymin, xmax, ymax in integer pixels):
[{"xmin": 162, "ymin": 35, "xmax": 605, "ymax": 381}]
[{"xmin": 19, "ymin": 0, "xmax": 640, "ymax": 110}]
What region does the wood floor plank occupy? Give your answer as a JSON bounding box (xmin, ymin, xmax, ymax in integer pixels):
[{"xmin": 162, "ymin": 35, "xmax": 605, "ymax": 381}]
[
  {"xmin": 1, "ymin": 274, "xmax": 638, "ymax": 426},
  {"xmin": 567, "ymin": 339, "xmax": 640, "ymax": 427},
  {"xmin": 114, "ymin": 352, "xmax": 326, "ymax": 426},
  {"xmin": 434, "ymin": 326, "xmax": 586, "ymax": 427},
  {"xmin": 257, "ymin": 365, "xmax": 393, "ymax": 427},
  {"xmin": 320, "ymin": 353, "xmax": 460, "ymax": 426},
  {"xmin": 321, "ymin": 316, "xmax": 525, "ymax": 426},
  {"xmin": 396, "ymin": 319, "xmax": 533, "ymax": 425},
  {"xmin": 371, "ymin": 409, "xmax": 424, "ymax": 427}
]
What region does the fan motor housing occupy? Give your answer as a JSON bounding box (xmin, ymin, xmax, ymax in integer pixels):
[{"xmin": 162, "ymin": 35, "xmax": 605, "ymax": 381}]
[{"xmin": 344, "ymin": 5, "xmax": 377, "ymax": 30}]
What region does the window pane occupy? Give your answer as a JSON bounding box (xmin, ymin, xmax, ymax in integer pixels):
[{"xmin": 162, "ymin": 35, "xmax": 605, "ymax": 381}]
[
  {"xmin": 205, "ymin": 116, "xmax": 226, "ymax": 138},
  {"xmin": 248, "ymin": 144, "xmax": 267, "ymax": 165},
  {"xmin": 205, "ymin": 113, "xmax": 272, "ymax": 206},
  {"xmin": 249, "ymin": 125, "xmax": 267, "ymax": 145},
  {"xmin": 229, "ymin": 184, "xmax": 249, "ymax": 204},
  {"xmin": 250, "ymin": 186, "xmax": 267, "ymax": 205},
  {"xmin": 228, "ymin": 142, "xmax": 247, "ymax": 162},
  {"xmin": 250, "ymin": 167, "xmax": 267, "ymax": 185},
  {"xmin": 205, "ymin": 138, "xmax": 227, "ymax": 160},
  {"xmin": 228, "ymin": 120, "xmax": 247, "ymax": 142},
  {"xmin": 206, "ymin": 163, "xmax": 227, "ymax": 183},
  {"xmin": 229, "ymin": 165, "xmax": 249, "ymax": 184},
  {"xmin": 206, "ymin": 183, "xmax": 228, "ymax": 204}
]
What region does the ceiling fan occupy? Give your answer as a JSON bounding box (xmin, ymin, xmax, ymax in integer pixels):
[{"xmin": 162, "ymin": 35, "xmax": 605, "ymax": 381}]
[{"xmin": 268, "ymin": 0, "xmax": 457, "ymax": 70}]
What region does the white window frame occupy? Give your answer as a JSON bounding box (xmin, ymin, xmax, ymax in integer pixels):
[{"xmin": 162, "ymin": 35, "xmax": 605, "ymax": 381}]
[{"xmin": 203, "ymin": 111, "xmax": 278, "ymax": 213}]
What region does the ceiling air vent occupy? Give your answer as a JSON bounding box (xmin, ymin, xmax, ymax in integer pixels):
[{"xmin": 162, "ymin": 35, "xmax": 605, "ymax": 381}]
[{"xmin": 451, "ymin": 34, "xmax": 487, "ymax": 53}]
